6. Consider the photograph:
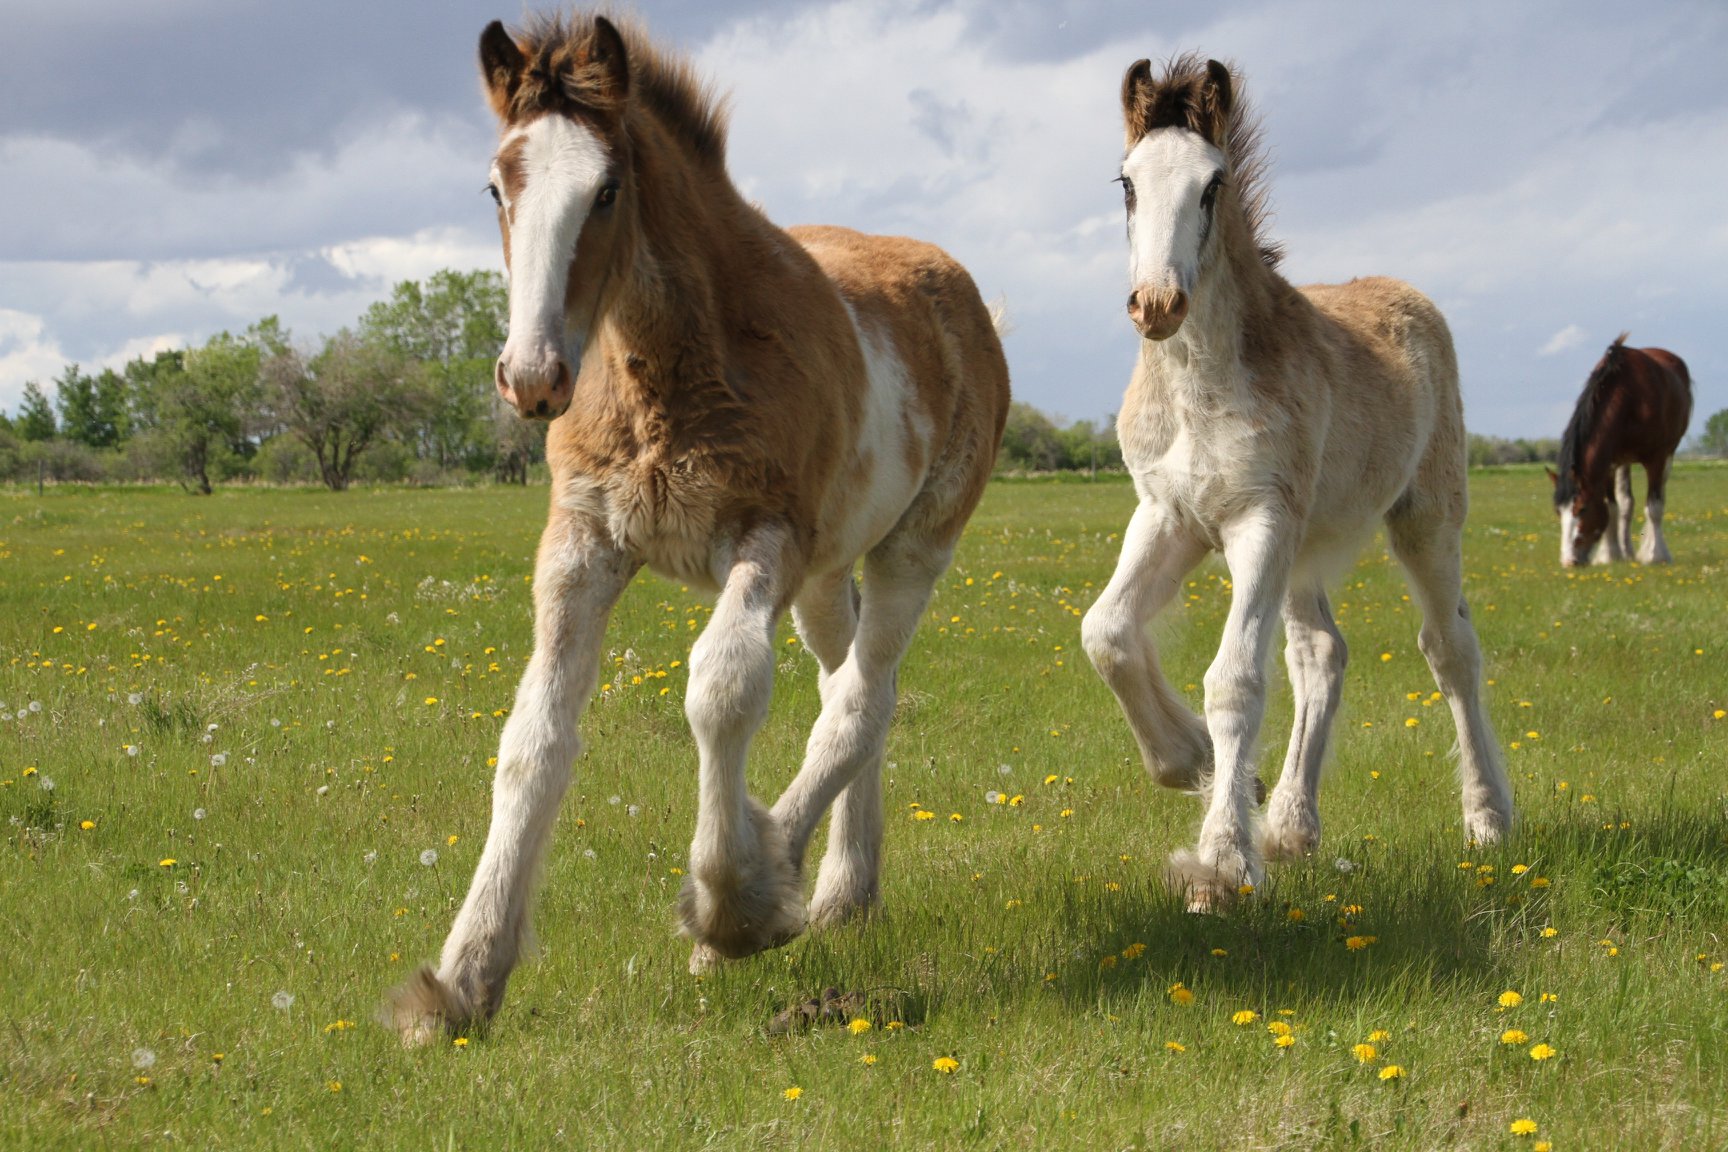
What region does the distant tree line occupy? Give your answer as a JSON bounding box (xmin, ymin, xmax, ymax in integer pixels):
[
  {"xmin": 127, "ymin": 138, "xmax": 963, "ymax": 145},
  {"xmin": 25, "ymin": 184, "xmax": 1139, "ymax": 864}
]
[
  {"xmin": 0, "ymin": 270, "xmax": 543, "ymax": 491},
  {"xmin": 7, "ymin": 280, "xmax": 1723, "ymax": 489}
]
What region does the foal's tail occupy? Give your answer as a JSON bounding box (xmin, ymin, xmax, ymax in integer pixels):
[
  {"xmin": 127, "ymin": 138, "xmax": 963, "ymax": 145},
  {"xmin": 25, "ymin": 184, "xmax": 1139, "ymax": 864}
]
[{"xmin": 986, "ymin": 296, "xmax": 1013, "ymax": 339}]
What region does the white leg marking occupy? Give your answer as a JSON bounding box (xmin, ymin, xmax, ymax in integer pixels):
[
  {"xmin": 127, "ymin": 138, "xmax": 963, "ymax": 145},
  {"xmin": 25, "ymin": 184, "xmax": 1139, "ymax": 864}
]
[
  {"xmin": 1388, "ymin": 522, "xmax": 1514, "ymax": 846},
  {"xmin": 1170, "ymin": 514, "xmax": 1292, "ymax": 909},
  {"xmin": 677, "ymin": 527, "xmax": 806, "ymax": 964},
  {"xmin": 1262, "ymin": 586, "xmax": 1346, "ymax": 861},
  {"xmin": 390, "ymin": 516, "xmax": 633, "ymax": 1042},
  {"xmin": 1612, "ymin": 466, "xmax": 1635, "ymax": 559},
  {"xmin": 773, "ymin": 542, "xmax": 952, "ymax": 928},
  {"xmin": 1080, "ymin": 503, "xmax": 1211, "ymax": 789}
]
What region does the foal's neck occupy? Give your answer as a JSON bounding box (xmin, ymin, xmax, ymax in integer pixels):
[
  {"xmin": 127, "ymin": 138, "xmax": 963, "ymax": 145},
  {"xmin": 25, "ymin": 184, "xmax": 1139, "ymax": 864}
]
[
  {"xmin": 1142, "ymin": 232, "xmax": 1284, "ymax": 392},
  {"xmin": 605, "ymin": 139, "xmax": 760, "ymax": 396}
]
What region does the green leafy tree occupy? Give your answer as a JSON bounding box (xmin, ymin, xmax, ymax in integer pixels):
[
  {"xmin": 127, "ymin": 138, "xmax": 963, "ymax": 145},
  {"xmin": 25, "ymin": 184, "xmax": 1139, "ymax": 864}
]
[
  {"xmin": 54, "ymin": 364, "xmax": 130, "ymax": 448},
  {"xmin": 264, "ymin": 330, "xmax": 429, "ymax": 491},
  {"xmin": 999, "ymin": 402, "xmax": 1066, "ymax": 472},
  {"xmin": 1698, "ymin": 408, "xmax": 1728, "ymax": 458},
  {"xmin": 361, "ymin": 270, "xmax": 509, "ymax": 472},
  {"xmin": 131, "ymin": 333, "xmax": 263, "ymax": 494},
  {"xmin": 16, "ymin": 381, "xmax": 58, "ymax": 441}
]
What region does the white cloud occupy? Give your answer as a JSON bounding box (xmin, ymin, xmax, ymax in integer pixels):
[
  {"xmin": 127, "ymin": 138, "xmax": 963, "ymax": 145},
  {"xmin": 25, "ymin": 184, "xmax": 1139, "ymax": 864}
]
[
  {"xmin": 3, "ymin": 0, "xmax": 1726, "ymax": 436},
  {"xmin": 1539, "ymin": 324, "xmax": 1588, "ymax": 357}
]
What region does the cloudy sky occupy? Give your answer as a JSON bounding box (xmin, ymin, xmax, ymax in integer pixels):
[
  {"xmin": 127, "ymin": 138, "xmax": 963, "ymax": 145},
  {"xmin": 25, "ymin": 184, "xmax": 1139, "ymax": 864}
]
[{"xmin": 3, "ymin": 0, "xmax": 1724, "ymax": 438}]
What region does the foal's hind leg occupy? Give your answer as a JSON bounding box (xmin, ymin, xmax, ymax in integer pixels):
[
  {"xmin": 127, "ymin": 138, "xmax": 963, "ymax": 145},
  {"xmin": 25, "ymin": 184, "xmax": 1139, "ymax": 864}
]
[
  {"xmin": 1637, "ymin": 458, "xmax": 1674, "ymax": 564},
  {"xmin": 1081, "ymin": 503, "xmax": 1212, "ymax": 789},
  {"xmin": 1386, "ymin": 513, "xmax": 1514, "ymax": 844},
  {"xmin": 1604, "ymin": 465, "xmax": 1634, "ymax": 561},
  {"xmin": 771, "ymin": 536, "xmax": 952, "ymax": 931},
  {"xmin": 387, "ymin": 515, "xmax": 634, "ymax": 1044},
  {"xmin": 1262, "ymin": 584, "xmax": 1347, "ymax": 861}
]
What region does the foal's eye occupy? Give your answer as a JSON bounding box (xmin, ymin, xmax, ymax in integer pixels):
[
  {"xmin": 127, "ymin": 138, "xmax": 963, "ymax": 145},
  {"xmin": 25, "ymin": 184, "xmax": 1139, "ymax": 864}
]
[
  {"xmin": 1116, "ymin": 175, "xmax": 1135, "ymax": 206},
  {"xmin": 485, "ymin": 183, "xmax": 502, "ymax": 207},
  {"xmin": 1200, "ymin": 173, "xmax": 1223, "ymax": 212},
  {"xmin": 595, "ymin": 182, "xmax": 620, "ymax": 209}
]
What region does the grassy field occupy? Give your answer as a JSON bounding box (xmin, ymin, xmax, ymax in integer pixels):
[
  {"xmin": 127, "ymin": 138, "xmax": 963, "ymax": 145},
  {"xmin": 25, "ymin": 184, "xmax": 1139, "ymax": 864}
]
[{"xmin": 3, "ymin": 467, "xmax": 1726, "ymax": 1150}]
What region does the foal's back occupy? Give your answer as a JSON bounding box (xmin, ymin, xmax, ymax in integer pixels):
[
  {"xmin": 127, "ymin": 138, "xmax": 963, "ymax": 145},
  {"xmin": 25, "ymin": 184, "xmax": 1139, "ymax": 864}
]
[{"xmin": 1292, "ymin": 274, "xmax": 1466, "ymax": 534}]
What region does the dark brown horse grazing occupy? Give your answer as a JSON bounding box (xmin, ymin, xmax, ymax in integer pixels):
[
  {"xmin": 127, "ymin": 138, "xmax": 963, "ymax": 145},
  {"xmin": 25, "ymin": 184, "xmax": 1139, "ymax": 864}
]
[{"xmin": 1549, "ymin": 334, "xmax": 1691, "ymax": 567}]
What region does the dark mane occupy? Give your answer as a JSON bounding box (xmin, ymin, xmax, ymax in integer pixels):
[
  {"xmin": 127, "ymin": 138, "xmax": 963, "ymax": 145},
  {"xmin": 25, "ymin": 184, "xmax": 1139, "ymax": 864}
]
[
  {"xmin": 507, "ymin": 12, "xmax": 730, "ymax": 166},
  {"xmin": 1553, "ymin": 332, "xmax": 1630, "ymax": 506},
  {"xmin": 1124, "ymin": 52, "xmax": 1282, "ymax": 268}
]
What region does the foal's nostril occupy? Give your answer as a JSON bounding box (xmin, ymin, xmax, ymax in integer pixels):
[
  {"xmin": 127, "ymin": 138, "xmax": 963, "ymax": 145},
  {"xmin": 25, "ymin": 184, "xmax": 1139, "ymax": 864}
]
[{"xmin": 535, "ymin": 398, "xmax": 550, "ymax": 417}]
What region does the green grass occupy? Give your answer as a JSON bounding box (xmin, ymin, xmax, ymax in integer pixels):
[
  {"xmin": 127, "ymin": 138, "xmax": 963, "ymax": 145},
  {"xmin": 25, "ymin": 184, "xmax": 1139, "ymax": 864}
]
[{"xmin": 3, "ymin": 468, "xmax": 1726, "ymax": 1150}]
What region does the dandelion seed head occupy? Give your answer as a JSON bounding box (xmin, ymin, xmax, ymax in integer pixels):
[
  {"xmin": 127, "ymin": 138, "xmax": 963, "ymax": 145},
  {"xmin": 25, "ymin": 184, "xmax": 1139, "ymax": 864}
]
[
  {"xmin": 132, "ymin": 1048, "xmax": 156, "ymax": 1069},
  {"xmin": 271, "ymin": 990, "xmax": 295, "ymax": 1011},
  {"xmin": 420, "ymin": 849, "xmax": 438, "ymax": 866}
]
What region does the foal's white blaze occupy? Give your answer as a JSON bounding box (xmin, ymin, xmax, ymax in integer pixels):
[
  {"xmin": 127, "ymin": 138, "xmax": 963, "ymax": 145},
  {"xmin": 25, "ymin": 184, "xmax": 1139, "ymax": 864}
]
[
  {"xmin": 497, "ymin": 116, "xmax": 611, "ymax": 377},
  {"xmin": 1122, "ymin": 128, "xmax": 1227, "ymax": 299}
]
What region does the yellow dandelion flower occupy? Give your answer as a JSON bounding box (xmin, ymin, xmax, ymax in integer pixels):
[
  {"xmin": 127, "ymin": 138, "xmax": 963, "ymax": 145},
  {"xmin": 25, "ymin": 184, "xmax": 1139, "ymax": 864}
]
[
  {"xmin": 1528, "ymin": 1043, "xmax": 1557, "ymax": 1061},
  {"xmin": 446, "ymin": 834, "xmax": 459, "ymax": 846},
  {"xmin": 1404, "ymin": 717, "xmax": 1419, "ymax": 728},
  {"xmin": 327, "ymin": 1080, "xmax": 342, "ymax": 1093},
  {"xmin": 1511, "ymin": 863, "xmax": 1529, "ymax": 875},
  {"xmin": 1353, "ymin": 1043, "xmax": 1377, "ymax": 1063},
  {"xmin": 1500, "ymin": 1029, "xmax": 1529, "ymax": 1045},
  {"xmin": 1529, "ymin": 876, "xmax": 1550, "ymax": 888},
  {"xmin": 1266, "ymin": 1021, "xmax": 1292, "ymax": 1038},
  {"xmin": 914, "ymin": 810, "xmax": 936, "ymax": 821},
  {"xmin": 1287, "ymin": 907, "xmax": 1305, "ymax": 922},
  {"xmin": 885, "ymin": 1021, "xmax": 905, "ymax": 1030},
  {"xmin": 1498, "ymin": 990, "xmax": 1523, "ymax": 1008},
  {"xmin": 1121, "ymin": 943, "xmax": 1146, "ymax": 960},
  {"xmin": 1232, "ymin": 1010, "xmax": 1259, "ymax": 1026},
  {"xmin": 1378, "ymin": 1064, "xmax": 1404, "ymax": 1081},
  {"xmin": 1210, "ymin": 948, "xmax": 1228, "ymax": 958},
  {"xmin": 1380, "ymin": 652, "xmax": 1392, "ymax": 662},
  {"xmin": 453, "ymin": 1037, "xmax": 468, "ymax": 1048},
  {"xmin": 949, "ymin": 812, "xmax": 963, "ymax": 823},
  {"xmin": 1714, "ymin": 710, "xmax": 1726, "ymax": 721},
  {"xmin": 1367, "ymin": 1030, "xmax": 1391, "ymax": 1043},
  {"xmin": 1345, "ymin": 936, "xmax": 1370, "ymax": 951},
  {"xmin": 1535, "ymin": 1143, "xmax": 1553, "ymax": 1152},
  {"xmin": 860, "ymin": 1053, "xmax": 877, "ymax": 1065},
  {"xmin": 1510, "ymin": 1118, "xmax": 1538, "ymax": 1136},
  {"xmin": 1168, "ymin": 984, "xmax": 1194, "ymax": 1005},
  {"xmin": 783, "ymin": 1086, "xmax": 802, "ymax": 1100},
  {"xmin": 1044, "ymin": 774, "xmax": 1058, "ymax": 785},
  {"xmin": 424, "ymin": 697, "xmax": 439, "ymax": 706},
  {"xmin": 1164, "ymin": 1040, "xmax": 1186, "ymax": 1053},
  {"xmin": 1540, "ymin": 927, "xmax": 1557, "ymax": 938},
  {"xmin": 848, "ymin": 1018, "xmax": 871, "ymax": 1035},
  {"xmin": 1274, "ymin": 1034, "xmax": 1295, "ymax": 1049},
  {"xmin": 159, "ymin": 858, "xmax": 177, "ymax": 868},
  {"xmin": 80, "ymin": 820, "xmax": 94, "ymax": 831},
  {"xmin": 932, "ymin": 1057, "xmax": 959, "ymax": 1074}
]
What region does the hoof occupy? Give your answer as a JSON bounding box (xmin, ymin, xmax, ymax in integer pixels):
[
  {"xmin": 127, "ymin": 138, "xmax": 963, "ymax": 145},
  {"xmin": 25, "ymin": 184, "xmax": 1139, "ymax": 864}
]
[
  {"xmin": 677, "ymin": 800, "xmax": 807, "ymax": 960},
  {"xmin": 688, "ymin": 942, "xmax": 723, "ymax": 975},
  {"xmin": 1167, "ymin": 846, "xmax": 1261, "ymax": 913},
  {"xmin": 1464, "ymin": 807, "xmax": 1512, "ymax": 847},
  {"xmin": 383, "ymin": 966, "xmax": 468, "ymax": 1048},
  {"xmin": 1260, "ymin": 796, "xmax": 1319, "ymax": 862}
]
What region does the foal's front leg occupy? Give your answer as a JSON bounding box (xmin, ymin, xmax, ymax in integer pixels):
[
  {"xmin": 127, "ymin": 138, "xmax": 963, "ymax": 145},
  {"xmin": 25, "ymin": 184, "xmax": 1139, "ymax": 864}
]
[
  {"xmin": 678, "ymin": 527, "xmax": 807, "ymax": 967},
  {"xmin": 1170, "ymin": 514, "xmax": 1293, "ymax": 910},
  {"xmin": 387, "ymin": 513, "xmax": 634, "ymax": 1044}
]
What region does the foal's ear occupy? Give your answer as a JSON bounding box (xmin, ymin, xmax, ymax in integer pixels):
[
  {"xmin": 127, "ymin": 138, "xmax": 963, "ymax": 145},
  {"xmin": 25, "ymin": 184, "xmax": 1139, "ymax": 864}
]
[
  {"xmin": 582, "ymin": 15, "xmax": 631, "ymax": 103},
  {"xmin": 1544, "ymin": 466, "xmax": 1559, "ymax": 488},
  {"xmin": 1121, "ymin": 58, "xmax": 1154, "ymax": 135},
  {"xmin": 479, "ymin": 21, "xmax": 527, "ymax": 119},
  {"xmin": 1200, "ymin": 59, "xmax": 1233, "ymax": 146}
]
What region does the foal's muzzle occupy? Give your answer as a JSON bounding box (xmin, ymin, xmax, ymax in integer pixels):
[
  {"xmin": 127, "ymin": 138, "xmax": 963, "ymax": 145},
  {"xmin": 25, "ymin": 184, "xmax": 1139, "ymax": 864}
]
[
  {"xmin": 1128, "ymin": 286, "xmax": 1189, "ymax": 341},
  {"xmin": 495, "ymin": 346, "xmax": 574, "ymax": 421}
]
